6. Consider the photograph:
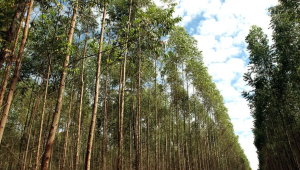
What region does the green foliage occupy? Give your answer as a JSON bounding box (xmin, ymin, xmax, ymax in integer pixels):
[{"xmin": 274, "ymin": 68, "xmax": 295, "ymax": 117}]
[
  {"xmin": 244, "ymin": 2, "xmax": 300, "ymax": 169},
  {"xmin": 0, "ymin": 0, "xmax": 250, "ymax": 169},
  {"xmin": 0, "ymin": 0, "xmax": 16, "ymax": 43}
]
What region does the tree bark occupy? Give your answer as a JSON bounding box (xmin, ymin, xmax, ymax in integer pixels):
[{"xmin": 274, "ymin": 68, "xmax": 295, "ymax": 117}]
[
  {"xmin": 41, "ymin": 1, "xmax": 78, "ymax": 169},
  {"xmin": 62, "ymin": 72, "xmax": 75, "ymax": 170},
  {"xmin": 130, "ymin": 87, "xmax": 133, "ymax": 170},
  {"xmin": 135, "ymin": 27, "xmax": 141, "ymax": 170},
  {"xmin": 147, "ymin": 90, "xmax": 151, "ymax": 170},
  {"xmin": 102, "ymin": 18, "xmax": 111, "ymax": 170},
  {"xmin": 33, "ymin": 81, "xmax": 48, "ymax": 168},
  {"xmin": 0, "ymin": 0, "xmax": 25, "ymax": 69},
  {"xmin": 22, "ymin": 79, "xmax": 44, "ymax": 170},
  {"xmin": 34, "ymin": 15, "xmax": 58, "ymax": 169},
  {"xmin": 155, "ymin": 55, "xmax": 158, "ymax": 170},
  {"xmin": 117, "ymin": 0, "xmax": 132, "ymax": 169},
  {"xmin": 0, "ymin": 0, "xmax": 34, "ymax": 144},
  {"xmin": 0, "ymin": 6, "xmax": 25, "ymax": 107},
  {"xmin": 75, "ymin": 26, "xmax": 89, "ymax": 170},
  {"xmin": 85, "ymin": 3, "xmax": 107, "ymax": 170}
]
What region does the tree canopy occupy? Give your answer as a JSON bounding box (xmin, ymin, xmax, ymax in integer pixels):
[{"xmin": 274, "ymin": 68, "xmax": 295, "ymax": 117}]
[
  {"xmin": 243, "ymin": 1, "xmax": 300, "ymax": 169},
  {"xmin": 0, "ymin": 0, "xmax": 250, "ymax": 170}
]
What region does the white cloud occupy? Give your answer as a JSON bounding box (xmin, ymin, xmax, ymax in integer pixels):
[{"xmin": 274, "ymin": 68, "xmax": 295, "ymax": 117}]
[
  {"xmin": 174, "ymin": 0, "xmax": 208, "ymax": 18},
  {"xmin": 198, "ymin": 17, "xmax": 240, "ymax": 36},
  {"xmin": 194, "ymin": 34, "xmax": 217, "ymax": 52},
  {"xmin": 195, "ymin": 34, "xmax": 240, "ymax": 64},
  {"xmin": 233, "ymin": 76, "xmax": 247, "ymax": 91},
  {"xmin": 208, "ymin": 58, "xmax": 245, "ymax": 83},
  {"xmin": 231, "ymin": 118, "xmax": 253, "ymax": 133},
  {"xmin": 239, "ymin": 132, "xmax": 259, "ymax": 169},
  {"xmin": 203, "ymin": 0, "xmax": 221, "ymax": 18},
  {"xmin": 219, "ymin": 36, "xmax": 234, "ymax": 49},
  {"xmin": 181, "ymin": 15, "xmax": 192, "ymax": 26},
  {"xmin": 216, "ymin": 82, "xmax": 241, "ymax": 101},
  {"xmin": 155, "ymin": 0, "xmax": 278, "ymax": 169},
  {"xmin": 226, "ymin": 98, "xmax": 251, "ymax": 120}
]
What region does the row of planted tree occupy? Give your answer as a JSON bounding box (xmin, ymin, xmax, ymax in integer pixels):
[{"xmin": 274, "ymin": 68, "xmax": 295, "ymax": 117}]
[
  {"xmin": 0, "ymin": 0, "xmax": 251, "ymax": 170},
  {"xmin": 243, "ymin": 0, "xmax": 300, "ymax": 170}
]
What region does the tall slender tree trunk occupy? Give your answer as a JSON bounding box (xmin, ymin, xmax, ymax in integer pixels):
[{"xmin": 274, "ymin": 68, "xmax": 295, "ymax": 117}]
[
  {"xmin": 130, "ymin": 86, "xmax": 134, "ymax": 170},
  {"xmin": 34, "ymin": 15, "xmax": 59, "ymax": 169},
  {"xmin": 140, "ymin": 109, "xmax": 143, "ymax": 170},
  {"xmin": 169, "ymin": 95, "xmax": 172, "ymax": 170},
  {"xmin": 0, "ymin": 59, "xmax": 12, "ymax": 107},
  {"xmin": 277, "ymin": 103, "xmax": 300, "ymax": 170},
  {"xmin": 0, "ymin": 6, "xmax": 25, "ymax": 107},
  {"xmin": 147, "ymin": 90, "xmax": 151, "ymax": 170},
  {"xmin": 0, "ymin": 0, "xmax": 34, "ymax": 144},
  {"xmin": 164, "ymin": 89, "xmax": 168, "ymax": 170},
  {"xmin": 110, "ymin": 87, "xmax": 114, "ymax": 170},
  {"xmin": 29, "ymin": 120, "xmax": 38, "ymax": 169},
  {"xmin": 75, "ymin": 24, "xmax": 89, "ymax": 170},
  {"xmin": 43, "ymin": 97, "xmax": 54, "ymax": 151},
  {"xmin": 41, "ymin": 1, "xmax": 78, "ymax": 169},
  {"xmin": 170, "ymin": 86, "xmax": 174, "ymax": 170},
  {"xmin": 98, "ymin": 127, "xmax": 102, "ymax": 170},
  {"xmin": 175, "ymin": 63, "xmax": 180, "ymax": 170},
  {"xmin": 186, "ymin": 74, "xmax": 191, "ymax": 170},
  {"xmin": 135, "ymin": 28, "xmax": 141, "ymax": 170},
  {"xmin": 62, "ymin": 33, "xmax": 81, "ymax": 170},
  {"xmin": 117, "ymin": 59, "xmax": 123, "ymax": 166},
  {"xmin": 158, "ymin": 112, "xmax": 161, "ymax": 170},
  {"xmin": 34, "ymin": 57, "xmax": 51, "ymax": 169},
  {"xmin": 23, "ymin": 87, "xmax": 43, "ymax": 170},
  {"xmin": 117, "ymin": 0, "xmax": 132, "ymax": 169},
  {"xmin": 102, "ymin": 21, "xmax": 111, "ymax": 170},
  {"xmin": 155, "ymin": 55, "xmax": 158, "ymax": 170},
  {"xmin": 62, "ymin": 72, "xmax": 75, "ymax": 170},
  {"xmin": 85, "ymin": 3, "xmax": 107, "ymax": 170}
]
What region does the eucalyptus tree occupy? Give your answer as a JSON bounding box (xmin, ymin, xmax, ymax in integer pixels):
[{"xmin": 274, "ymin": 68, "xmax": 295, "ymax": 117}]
[
  {"xmin": 0, "ymin": 0, "xmax": 33, "ymax": 143},
  {"xmin": 0, "ymin": 0, "xmax": 251, "ymax": 169},
  {"xmin": 85, "ymin": 1, "xmax": 108, "ymax": 169},
  {"xmin": 74, "ymin": 5, "xmax": 99, "ymax": 170},
  {"xmin": 243, "ymin": 1, "xmax": 300, "ymax": 169},
  {"xmin": 0, "ymin": 0, "xmax": 16, "ymax": 43},
  {"xmin": 41, "ymin": 1, "xmax": 79, "ymax": 169},
  {"xmin": 0, "ymin": 0, "xmax": 26, "ymax": 69}
]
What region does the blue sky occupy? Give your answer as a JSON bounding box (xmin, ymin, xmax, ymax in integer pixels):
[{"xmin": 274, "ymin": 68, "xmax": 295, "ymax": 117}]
[{"xmin": 155, "ymin": 0, "xmax": 278, "ymax": 169}]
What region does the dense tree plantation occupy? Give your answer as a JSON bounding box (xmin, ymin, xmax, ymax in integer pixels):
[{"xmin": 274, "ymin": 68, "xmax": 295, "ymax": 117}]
[
  {"xmin": 243, "ymin": 0, "xmax": 300, "ymax": 169},
  {"xmin": 0, "ymin": 0, "xmax": 251, "ymax": 169}
]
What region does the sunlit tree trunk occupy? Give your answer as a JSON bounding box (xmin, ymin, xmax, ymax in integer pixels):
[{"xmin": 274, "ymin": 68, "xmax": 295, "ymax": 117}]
[
  {"xmin": 41, "ymin": 1, "xmax": 78, "ymax": 169},
  {"xmin": 135, "ymin": 28, "xmax": 141, "ymax": 170},
  {"xmin": 186, "ymin": 74, "xmax": 191, "ymax": 170},
  {"xmin": 23, "ymin": 86, "xmax": 43, "ymax": 170},
  {"xmin": 85, "ymin": 2, "xmax": 107, "ymax": 170},
  {"xmin": 75, "ymin": 23, "xmax": 89, "ymax": 170},
  {"xmin": 34, "ymin": 46, "xmax": 52, "ymax": 170},
  {"xmin": 34, "ymin": 16, "xmax": 59, "ymax": 169},
  {"xmin": 0, "ymin": 0, "xmax": 34, "ymax": 144},
  {"xmin": 147, "ymin": 90, "xmax": 151, "ymax": 170},
  {"xmin": 155, "ymin": 55, "xmax": 158, "ymax": 170},
  {"xmin": 117, "ymin": 1, "xmax": 132, "ymax": 169},
  {"xmin": 62, "ymin": 71, "xmax": 76, "ymax": 170},
  {"xmin": 130, "ymin": 85, "xmax": 134, "ymax": 170},
  {"xmin": 103, "ymin": 21, "xmax": 112, "ymax": 170}
]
